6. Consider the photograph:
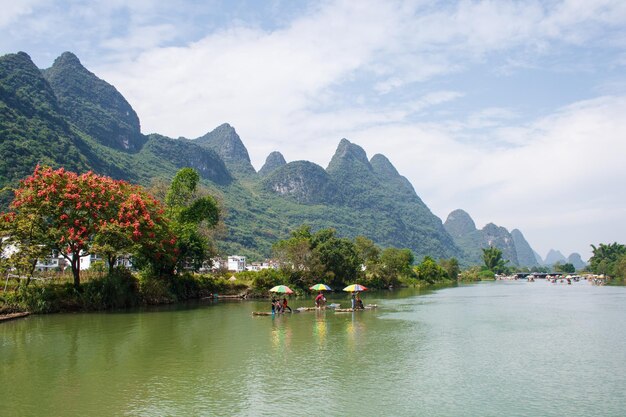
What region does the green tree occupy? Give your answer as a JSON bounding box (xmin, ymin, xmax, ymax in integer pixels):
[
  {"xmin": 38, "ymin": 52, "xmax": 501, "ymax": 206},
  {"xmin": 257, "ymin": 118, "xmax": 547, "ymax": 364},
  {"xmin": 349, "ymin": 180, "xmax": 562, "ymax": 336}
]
[
  {"xmin": 0, "ymin": 213, "xmax": 17, "ymax": 282},
  {"xmin": 91, "ymin": 222, "xmax": 133, "ymax": 275},
  {"xmin": 0, "ymin": 211, "xmax": 49, "ymax": 286},
  {"xmin": 272, "ymin": 225, "xmax": 321, "ymax": 288},
  {"xmin": 311, "ymin": 228, "xmax": 360, "ymax": 289},
  {"xmin": 354, "ymin": 235, "xmax": 380, "ymax": 268},
  {"xmin": 272, "ymin": 226, "xmax": 360, "ymax": 289},
  {"xmin": 614, "ymin": 255, "xmax": 626, "ymax": 283},
  {"xmin": 589, "ymin": 243, "xmax": 626, "ymax": 277},
  {"xmin": 439, "ymin": 257, "xmax": 460, "ymax": 280},
  {"xmin": 164, "ymin": 168, "xmax": 220, "ymax": 273},
  {"xmin": 482, "ymin": 246, "xmax": 508, "ymax": 274},
  {"xmin": 415, "ymin": 256, "xmax": 448, "ymax": 283},
  {"xmin": 379, "ymin": 247, "xmax": 414, "ymax": 286}
]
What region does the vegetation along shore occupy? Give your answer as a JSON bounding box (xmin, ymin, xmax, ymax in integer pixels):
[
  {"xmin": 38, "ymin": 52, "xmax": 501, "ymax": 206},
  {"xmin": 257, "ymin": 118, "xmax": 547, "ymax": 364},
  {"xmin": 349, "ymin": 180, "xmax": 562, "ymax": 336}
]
[{"xmin": 2, "ymin": 165, "xmax": 625, "ymax": 317}]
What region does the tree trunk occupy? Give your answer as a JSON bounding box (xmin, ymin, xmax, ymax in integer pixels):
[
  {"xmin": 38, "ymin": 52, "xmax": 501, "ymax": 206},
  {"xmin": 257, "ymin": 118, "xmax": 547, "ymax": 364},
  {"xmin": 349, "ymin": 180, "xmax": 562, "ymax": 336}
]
[
  {"xmin": 107, "ymin": 254, "xmax": 117, "ymax": 275},
  {"xmin": 25, "ymin": 259, "xmax": 37, "ymax": 287},
  {"xmin": 71, "ymin": 254, "xmax": 81, "ymax": 289}
]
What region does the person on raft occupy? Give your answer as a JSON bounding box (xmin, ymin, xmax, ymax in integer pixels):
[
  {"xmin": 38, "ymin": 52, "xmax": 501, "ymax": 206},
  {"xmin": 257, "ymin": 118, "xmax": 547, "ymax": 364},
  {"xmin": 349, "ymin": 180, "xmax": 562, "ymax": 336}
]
[
  {"xmin": 282, "ymin": 298, "xmax": 292, "ymax": 313},
  {"xmin": 315, "ymin": 292, "xmax": 326, "ymax": 307},
  {"xmin": 356, "ymin": 292, "xmax": 364, "ymax": 310}
]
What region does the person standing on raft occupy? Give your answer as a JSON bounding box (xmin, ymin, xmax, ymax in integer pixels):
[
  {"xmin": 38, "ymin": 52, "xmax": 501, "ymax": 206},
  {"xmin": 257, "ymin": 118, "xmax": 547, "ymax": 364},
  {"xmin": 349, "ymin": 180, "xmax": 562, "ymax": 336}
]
[{"xmin": 282, "ymin": 297, "xmax": 292, "ymax": 313}]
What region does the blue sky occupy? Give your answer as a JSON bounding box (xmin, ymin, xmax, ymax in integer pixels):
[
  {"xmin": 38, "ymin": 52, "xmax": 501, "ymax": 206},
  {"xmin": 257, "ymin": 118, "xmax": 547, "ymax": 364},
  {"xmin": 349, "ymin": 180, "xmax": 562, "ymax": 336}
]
[{"xmin": 2, "ymin": 0, "xmax": 626, "ymax": 261}]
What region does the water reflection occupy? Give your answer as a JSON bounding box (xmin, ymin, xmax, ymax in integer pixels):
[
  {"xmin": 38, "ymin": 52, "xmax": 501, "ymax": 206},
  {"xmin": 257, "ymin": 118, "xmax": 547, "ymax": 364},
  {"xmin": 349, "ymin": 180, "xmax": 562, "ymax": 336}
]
[
  {"xmin": 313, "ymin": 311, "xmax": 327, "ymax": 345},
  {"xmin": 270, "ymin": 316, "xmax": 291, "ymax": 349},
  {"xmin": 344, "ymin": 312, "xmax": 367, "ymax": 350}
]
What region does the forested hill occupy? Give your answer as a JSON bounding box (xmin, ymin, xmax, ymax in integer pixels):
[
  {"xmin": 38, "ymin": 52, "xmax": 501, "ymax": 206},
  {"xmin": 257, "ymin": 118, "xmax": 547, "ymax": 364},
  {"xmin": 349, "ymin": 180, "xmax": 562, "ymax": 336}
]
[
  {"xmin": 2, "ymin": 50, "xmax": 536, "ymax": 263},
  {"xmin": 443, "ymin": 209, "xmax": 548, "ymax": 268}
]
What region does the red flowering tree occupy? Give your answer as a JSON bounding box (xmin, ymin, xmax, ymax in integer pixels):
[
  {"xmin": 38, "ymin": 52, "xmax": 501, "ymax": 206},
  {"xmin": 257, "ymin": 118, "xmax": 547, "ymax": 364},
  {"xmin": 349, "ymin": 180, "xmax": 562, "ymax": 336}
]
[
  {"xmin": 115, "ymin": 188, "xmax": 178, "ymax": 277},
  {"xmin": 7, "ymin": 165, "xmax": 174, "ymax": 288}
]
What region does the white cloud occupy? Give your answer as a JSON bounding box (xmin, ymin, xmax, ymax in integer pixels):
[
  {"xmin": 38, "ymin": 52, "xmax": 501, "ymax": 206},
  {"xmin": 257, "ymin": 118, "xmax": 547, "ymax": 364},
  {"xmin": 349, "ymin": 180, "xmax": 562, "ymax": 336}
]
[
  {"xmin": 98, "ymin": 1, "xmax": 401, "ymax": 136},
  {"xmin": 100, "ymin": 24, "xmax": 179, "ymax": 58},
  {"xmin": 383, "ymin": 95, "xmax": 626, "ymax": 259},
  {"xmin": 0, "ymin": 0, "xmax": 41, "ymax": 28}
]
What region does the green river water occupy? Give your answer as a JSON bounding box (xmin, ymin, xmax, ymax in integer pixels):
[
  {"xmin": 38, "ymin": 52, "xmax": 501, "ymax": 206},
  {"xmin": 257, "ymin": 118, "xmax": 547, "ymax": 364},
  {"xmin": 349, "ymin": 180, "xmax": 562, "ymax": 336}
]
[{"xmin": 1, "ymin": 280, "xmax": 625, "ymax": 416}]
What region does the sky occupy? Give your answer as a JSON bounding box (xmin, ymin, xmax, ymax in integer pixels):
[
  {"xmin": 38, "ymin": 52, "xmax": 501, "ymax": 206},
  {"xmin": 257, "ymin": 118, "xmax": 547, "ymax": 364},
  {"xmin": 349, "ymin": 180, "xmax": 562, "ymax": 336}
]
[{"xmin": 2, "ymin": 0, "xmax": 626, "ymax": 261}]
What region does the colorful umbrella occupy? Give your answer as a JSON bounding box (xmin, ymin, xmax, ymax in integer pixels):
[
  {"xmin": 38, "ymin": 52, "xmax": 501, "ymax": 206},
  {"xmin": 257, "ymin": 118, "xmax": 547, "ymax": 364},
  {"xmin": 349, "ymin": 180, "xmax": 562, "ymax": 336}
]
[
  {"xmin": 343, "ymin": 284, "xmax": 368, "ymax": 292},
  {"xmin": 309, "ymin": 283, "xmax": 332, "ymax": 291},
  {"xmin": 269, "ymin": 285, "xmax": 294, "ymax": 294}
]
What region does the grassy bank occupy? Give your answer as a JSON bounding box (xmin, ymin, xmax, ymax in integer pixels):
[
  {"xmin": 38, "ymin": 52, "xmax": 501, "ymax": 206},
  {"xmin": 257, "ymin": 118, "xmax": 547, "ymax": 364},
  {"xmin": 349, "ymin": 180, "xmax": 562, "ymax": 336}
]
[{"xmin": 0, "ymin": 269, "xmax": 250, "ymax": 314}]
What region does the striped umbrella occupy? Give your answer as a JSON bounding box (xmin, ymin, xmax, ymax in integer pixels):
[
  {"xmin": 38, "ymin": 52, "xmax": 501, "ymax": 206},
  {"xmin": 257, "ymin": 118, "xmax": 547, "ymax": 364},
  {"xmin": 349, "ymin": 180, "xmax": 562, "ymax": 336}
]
[
  {"xmin": 309, "ymin": 283, "xmax": 332, "ymax": 291},
  {"xmin": 343, "ymin": 284, "xmax": 368, "ymax": 292},
  {"xmin": 269, "ymin": 285, "xmax": 294, "ymax": 294}
]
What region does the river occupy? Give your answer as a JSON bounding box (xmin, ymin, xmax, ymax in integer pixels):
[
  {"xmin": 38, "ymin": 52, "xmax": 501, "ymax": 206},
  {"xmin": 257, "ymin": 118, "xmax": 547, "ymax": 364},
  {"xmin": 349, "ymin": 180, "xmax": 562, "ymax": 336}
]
[{"xmin": 1, "ymin": 280, "xmax": 625, "ymax": 416}]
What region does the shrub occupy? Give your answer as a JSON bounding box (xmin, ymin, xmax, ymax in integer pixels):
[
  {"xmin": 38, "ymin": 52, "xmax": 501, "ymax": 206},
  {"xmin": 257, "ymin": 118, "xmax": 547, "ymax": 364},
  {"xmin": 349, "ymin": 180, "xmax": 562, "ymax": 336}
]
[
  {"xmin": 138, "ymin": 274, "xmax": 176, "ymax": 304},
  {"xmin": 81, "ymin": 268, "xmax": 139, "ymax": 309}
]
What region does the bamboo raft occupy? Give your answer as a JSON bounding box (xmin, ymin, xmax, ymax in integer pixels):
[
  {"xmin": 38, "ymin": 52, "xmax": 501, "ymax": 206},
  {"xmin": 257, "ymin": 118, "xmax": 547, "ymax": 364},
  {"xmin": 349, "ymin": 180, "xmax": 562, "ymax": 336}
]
[
  {"xmin": 297, "ymin": 307, "xmax": 319, "ymax": 312},
  {"xmin": 0, "ymin": 312, "xmax": 30, "ymax": 323},
  {"xmin": 334, "ymin": 304, "xmax": 378, "ymax": 313},
  {"xmin": 253, "ymin": 304, "xmax": 377, "ymax": 316},
  {"xmin": 296, "ymin": 303, "xmax": 341, "ymax": 312},
  {"xmin": 252, "ymin": 310, "xmax": 300, "ymax": 316}
]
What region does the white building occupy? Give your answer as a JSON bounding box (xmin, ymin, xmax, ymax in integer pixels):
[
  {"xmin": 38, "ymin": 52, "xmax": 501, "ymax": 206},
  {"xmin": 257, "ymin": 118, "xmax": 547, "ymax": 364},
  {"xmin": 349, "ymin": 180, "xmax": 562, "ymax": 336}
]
[
  {"xmin": 35, "ymin": 251, "xmax": 65, "ymax": 272},
  {"xmin": 227, "ymin": 255, "xmax": 246, "ymax": 272},
  {"xmin": 245, "ymin": 261, "xmax": 276, "ymax": 271}
]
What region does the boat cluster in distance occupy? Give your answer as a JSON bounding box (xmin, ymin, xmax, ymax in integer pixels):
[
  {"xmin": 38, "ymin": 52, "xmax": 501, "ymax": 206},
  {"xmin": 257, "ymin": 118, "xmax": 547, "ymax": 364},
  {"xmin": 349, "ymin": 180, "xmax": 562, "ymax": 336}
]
[{"xmin": 496, "ymin": 273, "xmax": 608, "ymax": 285}]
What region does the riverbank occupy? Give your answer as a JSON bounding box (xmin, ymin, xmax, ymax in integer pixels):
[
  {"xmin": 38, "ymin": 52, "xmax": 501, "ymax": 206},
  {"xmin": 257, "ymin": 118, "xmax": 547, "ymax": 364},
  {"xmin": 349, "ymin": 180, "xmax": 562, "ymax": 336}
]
[
  {"xmin": 0, "ymin": 268, "xmax": 458, "ymax": 316},
  {"xmin": 0, "ymin": 270, "xmax": 250, "ymax": 315}
]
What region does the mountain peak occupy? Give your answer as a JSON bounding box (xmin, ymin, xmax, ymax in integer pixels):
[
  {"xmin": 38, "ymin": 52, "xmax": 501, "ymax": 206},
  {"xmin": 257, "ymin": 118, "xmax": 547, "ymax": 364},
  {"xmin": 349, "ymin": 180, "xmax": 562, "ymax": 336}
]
[
  {"xmin": 195, "ymin": 124, "xmax": 255, "ymax": 176},
  {"xmin": 327, "ymin": 138, "xmax": 371, "ymax": 173},
  {"xmin": 510, "ymin": 229, "xmax": 538, "ymax": 267},
  {"xmin": 544, "ymin": 249, "xmax": 566, "ymax": 266},
  {"xmin": 444, "ymin": 209, "xmax": 477, "ymax": 236},
  {"xmin": 482, "ymin": 223, "xmax": 519, "ymax": 265},
  {"xmin": 16, "ymin": 51, "xmax": 32, "ymax": 61},
  {"xmin": 262, "ymin": 160, "xmax": 338, "ymax": 204},
  {"xmin": 213, "ymin": 122, "xmax": 235, "ymax": 134},
  {"xmin": 0, "ymin": 51, "xmax": 60, "ymax": 115},
  {"xmin": 567, "ymin": 253, "xmax": 586, "ymax": 270},
  {"xmin": 259, "ymin": 151, "xmax": 287, "ymax": 177},
  {"xmin": 370, "ymin": 154, "xmax": 399, "ymax": 178},
  {"xmin": 54, "ymin": 51, "xmax": 82, "ymax": 68},
  {"xmin": 43, "ymin": 51, "xmax": 144, "ymax": 152},
  {"xmin": 1, "ymin": 51, "xmax": 36, "ymax": 70}
]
